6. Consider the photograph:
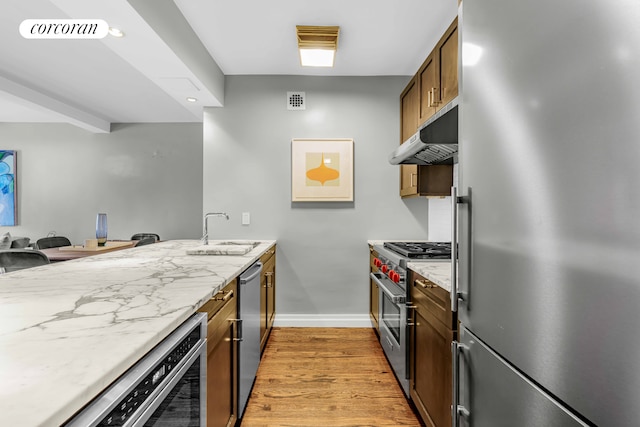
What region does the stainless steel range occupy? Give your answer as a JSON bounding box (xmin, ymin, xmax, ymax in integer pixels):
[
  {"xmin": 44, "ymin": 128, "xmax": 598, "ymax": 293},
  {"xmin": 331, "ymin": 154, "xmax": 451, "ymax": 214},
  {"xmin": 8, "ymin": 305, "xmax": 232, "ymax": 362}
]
[{"xmin": 371, "ymin": 241, "xmax": 451, "ymax": 396}]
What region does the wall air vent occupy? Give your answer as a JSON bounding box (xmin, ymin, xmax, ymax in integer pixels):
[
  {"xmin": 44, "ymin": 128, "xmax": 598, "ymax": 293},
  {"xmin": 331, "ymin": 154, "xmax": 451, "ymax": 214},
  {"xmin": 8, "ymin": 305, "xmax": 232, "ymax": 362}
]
[{"xmin": 287, "ymin": 91, "xmax": 306, "ymax": 110}]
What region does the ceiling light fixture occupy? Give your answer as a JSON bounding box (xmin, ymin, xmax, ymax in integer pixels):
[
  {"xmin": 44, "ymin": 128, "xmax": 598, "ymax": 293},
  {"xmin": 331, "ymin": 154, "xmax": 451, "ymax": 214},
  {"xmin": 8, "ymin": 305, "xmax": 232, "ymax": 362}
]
[
  {"xmin": 186, "ymin": 97, "xmax": 198, "ymax": 103},
  {"xmin": 296, "ymin": 25, "xmax": 340, "ymax": 67},
  {"xmin": 108, "ymin": 27, "xmax": 125, "ymax": 38}
]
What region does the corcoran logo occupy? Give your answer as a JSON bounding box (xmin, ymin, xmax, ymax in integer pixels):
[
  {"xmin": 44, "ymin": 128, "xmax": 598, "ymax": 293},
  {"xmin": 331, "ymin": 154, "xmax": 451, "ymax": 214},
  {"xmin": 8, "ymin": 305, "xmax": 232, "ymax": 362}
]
[{"xmin": 19, "ymin": 19, "xmax": 109, "ymax": 39}]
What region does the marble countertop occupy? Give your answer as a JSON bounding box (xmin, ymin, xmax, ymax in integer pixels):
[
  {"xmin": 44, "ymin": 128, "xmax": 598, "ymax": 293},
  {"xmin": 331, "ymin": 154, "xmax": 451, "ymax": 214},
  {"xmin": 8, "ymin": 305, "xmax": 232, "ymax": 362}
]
[
  {"xmin": 367, "ymin": 239, "xmax": 431, "ymax": 247},
  {"xmin": 407, "ymin": 261, "xmax": 452, "ymax": 292},
  {"xmin": 0, "ymin": 239, "xmax": 276, "ymax": 427}
]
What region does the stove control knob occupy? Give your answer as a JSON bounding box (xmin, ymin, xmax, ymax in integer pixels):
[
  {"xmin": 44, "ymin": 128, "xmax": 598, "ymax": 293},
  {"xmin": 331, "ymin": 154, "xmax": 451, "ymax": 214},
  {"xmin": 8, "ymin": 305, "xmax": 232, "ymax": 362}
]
[
  {"xmin": 373, "ymin": 258, "xmax": 382, "ymax": 268},
  {"xmin": 389, "ymin": 270, "xmax": 397, "ymax": 283},
  {"xmin": 381, "ymin": 265, "xmax": 389, "ymax": 274}
]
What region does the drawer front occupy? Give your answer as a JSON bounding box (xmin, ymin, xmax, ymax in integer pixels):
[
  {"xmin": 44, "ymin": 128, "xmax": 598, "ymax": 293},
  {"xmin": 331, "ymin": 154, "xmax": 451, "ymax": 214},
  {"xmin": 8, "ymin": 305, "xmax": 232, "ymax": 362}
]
[
  {"xmin": 259, "ymin": 244, "xmax": 276, "ymax": 265},
  {"xmin": 206, "ymin": 291, "xmax": 237, "ymax": 352},
  {"xmin": 199, "ymin": 279, "xmax": 237, "ymax": 320},
  {"xmin": 411, "ymin": 272, "xmax": 453, "ymax": 329}
]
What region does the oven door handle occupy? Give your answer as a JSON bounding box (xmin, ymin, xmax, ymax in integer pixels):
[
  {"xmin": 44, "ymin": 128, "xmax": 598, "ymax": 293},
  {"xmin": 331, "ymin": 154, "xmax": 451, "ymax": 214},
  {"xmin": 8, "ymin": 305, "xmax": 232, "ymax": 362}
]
[{"xmin": 370, "ymin": 272, "xmax": 405, "ymax": 304}]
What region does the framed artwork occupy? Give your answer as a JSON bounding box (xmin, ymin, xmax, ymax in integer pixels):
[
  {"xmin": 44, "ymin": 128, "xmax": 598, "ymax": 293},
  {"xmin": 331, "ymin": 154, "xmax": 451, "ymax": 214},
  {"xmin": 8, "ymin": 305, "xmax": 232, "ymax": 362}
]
[
  {"xmin": 291, "ymin": 138, "xmax": 353, "ymax": 202},
  {"xmin": 0, "ymin": 150, "xmax": 16, "ymax": 226}
]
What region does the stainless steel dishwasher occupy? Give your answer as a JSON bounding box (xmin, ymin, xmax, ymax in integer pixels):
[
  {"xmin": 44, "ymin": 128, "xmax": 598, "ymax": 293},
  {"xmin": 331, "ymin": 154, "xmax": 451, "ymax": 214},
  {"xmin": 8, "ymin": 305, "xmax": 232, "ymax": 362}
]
[{"xmin": 238, "ymin": 260, "xmax": 262, "ymax": 418}]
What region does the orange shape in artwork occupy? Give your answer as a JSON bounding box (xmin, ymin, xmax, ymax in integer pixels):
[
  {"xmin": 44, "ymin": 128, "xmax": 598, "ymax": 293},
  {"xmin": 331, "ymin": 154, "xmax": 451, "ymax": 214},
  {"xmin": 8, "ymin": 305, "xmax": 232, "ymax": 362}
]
[{"xmin": 306, "ymin": 153, "xmax": 339, "ymax": 185}]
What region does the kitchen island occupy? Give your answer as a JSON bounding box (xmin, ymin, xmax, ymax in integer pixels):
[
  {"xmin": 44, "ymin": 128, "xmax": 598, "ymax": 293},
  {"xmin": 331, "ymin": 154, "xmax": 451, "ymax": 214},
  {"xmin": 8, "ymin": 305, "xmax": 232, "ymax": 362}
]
[{"xmin": 0, "ymin": 239, "xmax": 276, "ymax": 427}]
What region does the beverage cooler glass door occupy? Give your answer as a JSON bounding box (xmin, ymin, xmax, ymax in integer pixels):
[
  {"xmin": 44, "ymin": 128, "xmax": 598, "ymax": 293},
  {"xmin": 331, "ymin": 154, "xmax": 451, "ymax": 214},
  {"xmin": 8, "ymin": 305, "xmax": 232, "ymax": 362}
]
[{"xmin": 132, "ymin": 347, "xmax": 206, "ymax": 426}]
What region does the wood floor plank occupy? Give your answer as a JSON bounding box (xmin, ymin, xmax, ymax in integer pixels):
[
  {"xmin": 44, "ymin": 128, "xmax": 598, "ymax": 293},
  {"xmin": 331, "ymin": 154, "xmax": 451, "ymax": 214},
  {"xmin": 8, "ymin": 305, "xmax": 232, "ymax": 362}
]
[{"xmin": 240, "ymin": 327, "xmax": 422, "ymax": 427}]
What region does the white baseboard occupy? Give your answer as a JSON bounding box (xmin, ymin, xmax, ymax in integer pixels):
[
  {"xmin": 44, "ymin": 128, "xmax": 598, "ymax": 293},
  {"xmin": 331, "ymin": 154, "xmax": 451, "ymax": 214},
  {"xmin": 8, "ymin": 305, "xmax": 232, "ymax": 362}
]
[{"xmin": 273, "ymin": 314, "xmax": 374, "ymax": 328}]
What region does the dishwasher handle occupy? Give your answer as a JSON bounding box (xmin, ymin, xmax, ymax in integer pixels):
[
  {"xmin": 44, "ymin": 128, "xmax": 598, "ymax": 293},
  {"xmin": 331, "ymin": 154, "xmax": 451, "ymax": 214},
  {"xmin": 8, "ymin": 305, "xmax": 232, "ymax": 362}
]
[{"xmin": 240, "ymin": 261, "xmax": 263, "ymax": 284}]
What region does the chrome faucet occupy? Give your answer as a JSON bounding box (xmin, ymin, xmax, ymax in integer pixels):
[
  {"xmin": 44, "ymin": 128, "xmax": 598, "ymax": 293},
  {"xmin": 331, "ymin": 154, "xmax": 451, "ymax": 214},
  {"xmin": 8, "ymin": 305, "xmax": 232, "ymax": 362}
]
[{"xmin": 202, "ymin": 212, "xmax": 229, "ymax": 245}]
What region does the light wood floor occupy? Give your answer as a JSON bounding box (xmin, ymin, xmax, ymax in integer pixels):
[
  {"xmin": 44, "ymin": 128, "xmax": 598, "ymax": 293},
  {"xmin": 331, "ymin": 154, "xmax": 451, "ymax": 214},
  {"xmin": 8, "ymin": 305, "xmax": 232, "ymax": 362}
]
[{"xmin": 240, "ymin": 327, "xmax": 422, "ymax": 427}]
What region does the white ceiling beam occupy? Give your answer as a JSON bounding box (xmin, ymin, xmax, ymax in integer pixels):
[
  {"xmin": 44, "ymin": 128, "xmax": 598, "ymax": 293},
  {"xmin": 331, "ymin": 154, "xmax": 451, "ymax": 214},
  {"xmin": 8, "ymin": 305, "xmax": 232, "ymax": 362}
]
[
  {"xmin": 51, "ymin": 0, "xmax": 222, "ymax": 118},
  {"xmin": 127, "ymin": 0, "xmax": 225, "ymax": 106},
  {"xmin": 0, "ymin": 74, "xmax": 110, "ymax": 133}
]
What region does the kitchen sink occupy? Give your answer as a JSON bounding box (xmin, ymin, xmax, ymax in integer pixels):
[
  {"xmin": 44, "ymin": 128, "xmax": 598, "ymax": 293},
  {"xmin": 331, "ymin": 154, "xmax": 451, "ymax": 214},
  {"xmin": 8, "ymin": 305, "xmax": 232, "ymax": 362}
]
[
  {"xmin": 186, "ymin": 240, "xmax": 260, "ymax": 255},
  {"xmin": 213, "ymin": 240, "xmax": 260, "ymax": 247}
]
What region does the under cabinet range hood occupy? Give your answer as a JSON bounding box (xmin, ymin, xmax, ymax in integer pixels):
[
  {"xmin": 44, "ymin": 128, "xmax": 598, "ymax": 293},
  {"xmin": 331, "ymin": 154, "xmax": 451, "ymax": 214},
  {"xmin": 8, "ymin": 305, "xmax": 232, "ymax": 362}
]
[{"xmin": 389, "ymin": 96, "xmax": 458, "ymax": 165}]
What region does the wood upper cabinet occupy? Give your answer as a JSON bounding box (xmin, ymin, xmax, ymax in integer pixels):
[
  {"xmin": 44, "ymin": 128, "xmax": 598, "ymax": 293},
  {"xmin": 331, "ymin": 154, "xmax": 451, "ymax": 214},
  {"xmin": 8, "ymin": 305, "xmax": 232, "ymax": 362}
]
[
  {"xmin": 260, "ymin": 245, "xmax": 276, "ymax": 354},
  {"xmin": 408, "ymin": 271, "xmax": 457, "ymax": 427},
  {"xmin": 419, "ymin": 53, "xmax": 438, "ymax": 124},
  {"xmin": 436, "ymin": 18, "xmax": 458, "ymax": 110},
  {"xmin": 401, "ymin": 76, "xmax": 419, "ymax": 141},
  {"xmin": 400, "ymin": 77, "xmax": 420, "ymax": 198},
  {"xmin": 198, "ymin": 279, "xmax": 238, "ymax": 427},
  {"xmin": 399, "ymin": 17, "xmax": 457, "ymax": 199},
  {"xmin": 418, "ymin": 17, "xmax": 458, "ymax": 127}
]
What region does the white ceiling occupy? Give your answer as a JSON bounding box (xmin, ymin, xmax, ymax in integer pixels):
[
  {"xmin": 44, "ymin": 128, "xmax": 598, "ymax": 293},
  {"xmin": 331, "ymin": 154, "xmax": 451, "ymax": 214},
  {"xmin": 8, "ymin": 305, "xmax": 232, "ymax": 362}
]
[{"xmin": 0, "ymin": 0, "xmax": 457, "ymax": 133}]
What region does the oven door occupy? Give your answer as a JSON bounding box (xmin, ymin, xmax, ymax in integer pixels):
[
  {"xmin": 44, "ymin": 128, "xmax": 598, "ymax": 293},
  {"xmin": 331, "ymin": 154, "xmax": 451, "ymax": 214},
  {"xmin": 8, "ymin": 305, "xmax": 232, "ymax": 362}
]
[
  {"xmin": 131, "ymin": 340, "xmax": 206, "ymax": 426},
  {"xmin": 371, "ymin": 272, "xmax": 409, "ymax": 396}
]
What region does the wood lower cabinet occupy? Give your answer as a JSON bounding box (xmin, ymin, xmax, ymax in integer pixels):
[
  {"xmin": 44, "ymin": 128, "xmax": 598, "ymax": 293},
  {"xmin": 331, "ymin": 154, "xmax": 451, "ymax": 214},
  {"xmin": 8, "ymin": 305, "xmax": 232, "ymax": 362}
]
[
  {"xmin": 198, "ymin": 279, "xmax": 238, "ymax": 427},
  {"xmin": 369, "ymin": 246, "xmax": 379, "ymax": 331},
  {"xmin": 260, "ymin": 245, "xmax": 276, "ymax": 353},
  {"xmin": 409, "ymin": 271, "xmax": 457, "ymax": 427}
]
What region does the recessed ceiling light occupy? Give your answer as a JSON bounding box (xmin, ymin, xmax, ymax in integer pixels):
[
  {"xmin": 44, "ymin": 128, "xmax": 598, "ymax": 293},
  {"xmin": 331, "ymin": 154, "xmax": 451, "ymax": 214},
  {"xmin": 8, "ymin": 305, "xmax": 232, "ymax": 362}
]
[
  {"xmin": 296, "ymin": 26, "xmax": 339, "ymax": 67},
  {"xmin": 108, "ymin": 27, "xmax": 125, "ymax": 38},
  {"xmin": 299, "ymin": 49, "xmax": 336, "ymax": 68},
  {"xmin": 186, "ymin": 97, "xmax": 198, "ymax": 103}
]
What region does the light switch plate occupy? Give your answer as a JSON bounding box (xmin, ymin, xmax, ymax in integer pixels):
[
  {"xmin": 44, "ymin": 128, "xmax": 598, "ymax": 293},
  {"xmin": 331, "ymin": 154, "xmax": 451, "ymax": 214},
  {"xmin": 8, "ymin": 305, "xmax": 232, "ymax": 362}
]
[{"xmin": 242, "ymin": 212, "xmax": 250, "ymax": 225}]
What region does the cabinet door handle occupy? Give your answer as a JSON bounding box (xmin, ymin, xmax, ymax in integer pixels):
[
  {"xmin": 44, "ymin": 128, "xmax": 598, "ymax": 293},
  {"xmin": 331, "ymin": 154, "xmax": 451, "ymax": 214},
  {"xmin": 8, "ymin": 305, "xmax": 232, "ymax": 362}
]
[
  {"xmin": 427, "ymin": 89, "xmax": 432, "ymax": 108},
  {"xmin": 415, "ymin": 279, "xmax": 436, "ymax": 289},
  {"xmin": 233, "ymin": 318, "xmax": 243, "ymax": 342},
  {"xmin": 213, "ymin": 289, "xmax": 234, "ymax": 302},
  {"xmin": 431, "ymin": 87, "xmax": 439, "ymax": 105},
  {"xmin": 410, "ymin": 173, "xmax": 417, "ymax": 188},
  {"xmin": 265, "ymin": 271, "xmax": 274, "ymax": 288},
  {"xmin": 406, "ymin": 305, "xmax": 417, "ymax": 326}
]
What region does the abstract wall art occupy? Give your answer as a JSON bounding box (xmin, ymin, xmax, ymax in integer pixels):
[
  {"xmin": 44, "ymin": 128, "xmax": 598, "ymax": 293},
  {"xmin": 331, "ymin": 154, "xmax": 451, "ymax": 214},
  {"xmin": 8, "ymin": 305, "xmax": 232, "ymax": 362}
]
[
  {"xmin": 291, "ymin": 138, "xmax": 353, "ymax": 202},
  {"xmin": 0, "ymin": 150, "xmax": 16, "ymax": 226}
]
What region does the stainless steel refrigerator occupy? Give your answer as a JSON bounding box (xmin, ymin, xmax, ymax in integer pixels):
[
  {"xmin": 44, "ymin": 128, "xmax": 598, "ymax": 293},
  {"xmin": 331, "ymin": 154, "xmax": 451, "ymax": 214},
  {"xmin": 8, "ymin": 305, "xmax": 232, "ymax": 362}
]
[{"xmin": 453, "ymin": 1, "xmax": 640, "ymax": 426}]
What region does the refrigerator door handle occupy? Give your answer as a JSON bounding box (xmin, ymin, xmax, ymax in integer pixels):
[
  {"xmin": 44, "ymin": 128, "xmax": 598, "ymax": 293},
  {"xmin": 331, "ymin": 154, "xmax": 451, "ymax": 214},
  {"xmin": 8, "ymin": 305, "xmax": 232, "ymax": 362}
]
[
  {"xmin": 452, "ymin": 340, "xmax": 470, "ymax": 427},
  {"xmin": 451, "ymin": 186, "xmax": 458, "ymax": 312},
  {"xmin": 452, "ymin": 186, "xmax": 471, "ymax": 313}
]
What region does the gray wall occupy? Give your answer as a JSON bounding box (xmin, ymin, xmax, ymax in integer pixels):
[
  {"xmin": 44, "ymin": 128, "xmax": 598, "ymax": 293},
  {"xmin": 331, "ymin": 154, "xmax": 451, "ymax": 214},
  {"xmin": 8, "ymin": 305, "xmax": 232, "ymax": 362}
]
[
  {"xmin": 203, "ymin": 75, "xmax": 436, "ymax": 325},
  {"xmin": 0, "ymin": 122, "xmax": 203, "ymax": 244}
]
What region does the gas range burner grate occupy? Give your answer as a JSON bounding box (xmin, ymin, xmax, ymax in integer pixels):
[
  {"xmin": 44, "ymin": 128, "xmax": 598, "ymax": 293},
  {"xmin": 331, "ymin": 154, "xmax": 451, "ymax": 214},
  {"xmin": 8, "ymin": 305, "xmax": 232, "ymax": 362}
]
[{"xmin": 383, "ymin": 241, "xmax": 452, "ymax": 259}]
